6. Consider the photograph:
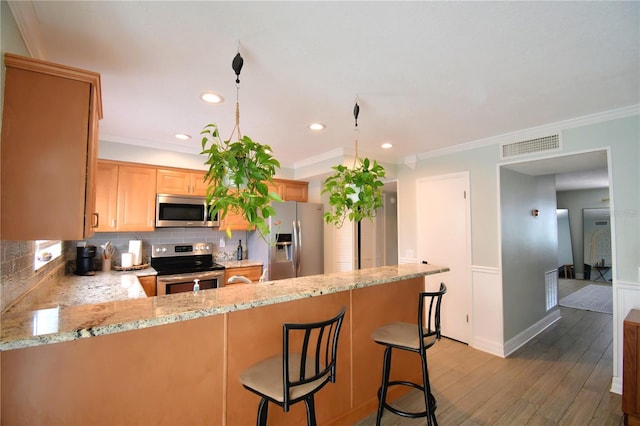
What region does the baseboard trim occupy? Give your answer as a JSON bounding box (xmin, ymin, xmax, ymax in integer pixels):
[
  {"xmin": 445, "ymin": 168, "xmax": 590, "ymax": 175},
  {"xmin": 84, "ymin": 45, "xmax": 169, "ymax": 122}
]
[
  {"xmin": 503, "ymin": 309, "xmax": 562, "ymax": 357},
  {"xmin": 471, "ymin": 337, "xmax": 507, "ymax": 358}
]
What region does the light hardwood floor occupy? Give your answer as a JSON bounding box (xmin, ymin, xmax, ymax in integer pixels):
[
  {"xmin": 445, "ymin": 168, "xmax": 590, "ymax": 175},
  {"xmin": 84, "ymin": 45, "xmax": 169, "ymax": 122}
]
[{"xmin": 355, "ymin": 279, "xmax": 621, "ymax": 425}]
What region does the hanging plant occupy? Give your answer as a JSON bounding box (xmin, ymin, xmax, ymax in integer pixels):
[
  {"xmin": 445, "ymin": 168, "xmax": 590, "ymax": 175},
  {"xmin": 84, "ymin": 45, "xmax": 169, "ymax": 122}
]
[
  {"xmin": 322, "ymin": 157, "xmax": 386, "ymax": 228},
  {"xmin": 322, "ymin": 101, "xmax": 386, "ymax": 228},
  {"xmin": 200, "ymin": 50, "xmax": 282, "ymax": 240},
  {"xmin": 201, "ymin": 123, "xmax": 281, "ymax": 239}
]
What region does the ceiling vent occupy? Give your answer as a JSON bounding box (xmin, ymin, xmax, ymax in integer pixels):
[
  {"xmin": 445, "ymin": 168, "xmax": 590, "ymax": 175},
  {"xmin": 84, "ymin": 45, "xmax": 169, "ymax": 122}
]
[{"xmin": 501, "ymin": 134, "xmax": 560, "ymax": 159}]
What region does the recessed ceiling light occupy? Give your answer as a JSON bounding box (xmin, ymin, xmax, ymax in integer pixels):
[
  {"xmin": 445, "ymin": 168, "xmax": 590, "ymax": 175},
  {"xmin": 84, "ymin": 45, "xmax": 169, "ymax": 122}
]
[
  {"xmin": 175, "ymin": 133, "xmax": 191, "ymax": 140},
  {"xmin": 201, "ymin": 92, "xmax": 224, "ymax": 104},
  {"xmin": 308, "ymin": 123, "xmax": 326, "ymax": 131},
  {"xmin": 381, "ymin": 142, "xmax": 393, "ymax": 149}
]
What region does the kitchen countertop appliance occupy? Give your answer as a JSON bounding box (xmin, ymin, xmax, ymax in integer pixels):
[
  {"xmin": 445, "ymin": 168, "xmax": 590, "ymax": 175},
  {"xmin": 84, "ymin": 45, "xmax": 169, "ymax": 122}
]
[
  {"xmin": 75, "ymin": 245, "xmax": 97, "ymax": 276},
  {"xmin": 248, "ymin": 201, "xmax": 324, "ymax": 281},
  {"xmin": 151, "ymin": 242, "xmax": 225, "ymax": 295}
]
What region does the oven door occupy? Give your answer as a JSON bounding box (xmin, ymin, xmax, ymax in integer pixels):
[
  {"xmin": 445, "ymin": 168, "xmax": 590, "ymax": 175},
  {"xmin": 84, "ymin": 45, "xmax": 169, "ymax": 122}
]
[{"xmin": 156, "ymin": 270, "xmax": 225, "ymax": 295}]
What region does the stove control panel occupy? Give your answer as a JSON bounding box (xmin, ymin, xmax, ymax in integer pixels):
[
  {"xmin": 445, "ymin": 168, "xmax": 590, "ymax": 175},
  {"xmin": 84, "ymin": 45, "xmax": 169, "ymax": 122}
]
[{"xmin": 151, "ymin": 242, "xmax": 213, "ymax": 258}]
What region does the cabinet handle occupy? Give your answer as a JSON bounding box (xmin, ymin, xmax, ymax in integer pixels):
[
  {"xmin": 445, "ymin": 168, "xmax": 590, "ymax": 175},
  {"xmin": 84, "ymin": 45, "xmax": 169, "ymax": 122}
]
[{"xmin": 92, "ymin": 213, "xmax": 99, "ymax": 228}]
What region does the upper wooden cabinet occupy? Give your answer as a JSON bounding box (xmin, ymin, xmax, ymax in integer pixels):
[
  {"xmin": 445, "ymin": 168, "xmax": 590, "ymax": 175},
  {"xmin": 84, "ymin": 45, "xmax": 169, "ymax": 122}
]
[
  {"xmin": 218, "ymin": 179, "xmax": 309, "ymax": 232},
  {"xmin": 157, "ymin": 169, "xmax": 208, "ymax": 196},
  {"xmin": 1, "ymin": 53, "xmax": 102, "ymax": 240},
  {"xmin": 270, "ymin": 178, "xmax": 308, "ymax": 202},
  {"xmin": 95, "ymin": 162, "xmax": 119, "ymax": 232},
  {"xmin": 95, "ymin": 161, "xmax": 156, "ymax": 232}
]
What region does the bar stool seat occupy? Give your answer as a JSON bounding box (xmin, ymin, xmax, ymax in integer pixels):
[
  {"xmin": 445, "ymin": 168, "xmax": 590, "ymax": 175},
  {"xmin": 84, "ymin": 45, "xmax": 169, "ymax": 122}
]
[
  {"xmin": 239, "ymin": 307, "xmax": 346, "ymax": 426},
  {"xmin": 371, "ymin": 283, "xmax": 446, "ymax": 426}
]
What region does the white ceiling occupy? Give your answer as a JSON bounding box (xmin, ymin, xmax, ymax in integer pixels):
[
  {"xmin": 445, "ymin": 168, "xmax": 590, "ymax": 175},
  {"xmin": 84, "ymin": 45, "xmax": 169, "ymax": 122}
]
[{"xmin": 8, "ymin": 1, "xmax": 640, "ymax": 175}]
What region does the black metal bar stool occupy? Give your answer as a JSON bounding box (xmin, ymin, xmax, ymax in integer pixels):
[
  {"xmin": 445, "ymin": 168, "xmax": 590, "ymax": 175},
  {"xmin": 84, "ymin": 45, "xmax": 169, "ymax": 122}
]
[
  {"xmin": 371, "ymin": 283, "xmax": 446, "ymax": 426},
  {"xmin": 239, "ymin": 306, "xmax": 346, "ymax": 426}
]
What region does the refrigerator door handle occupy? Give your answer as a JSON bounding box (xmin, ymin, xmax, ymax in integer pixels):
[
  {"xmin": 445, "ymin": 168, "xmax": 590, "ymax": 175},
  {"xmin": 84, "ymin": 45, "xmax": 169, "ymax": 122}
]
[
  {"xmin": 292, "ymin": 220, "xmax": 299, "ymax": 275},
  {"xmin": 296, "ymin": 220, "xmax": 302, "ymax": 275}
]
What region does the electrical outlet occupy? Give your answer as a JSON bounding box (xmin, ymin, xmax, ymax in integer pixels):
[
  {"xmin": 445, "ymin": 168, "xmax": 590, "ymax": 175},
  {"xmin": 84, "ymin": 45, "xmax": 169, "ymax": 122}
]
[{"xmin": 219, "ymin": 238, "xmax": 225, "ymax": 248}]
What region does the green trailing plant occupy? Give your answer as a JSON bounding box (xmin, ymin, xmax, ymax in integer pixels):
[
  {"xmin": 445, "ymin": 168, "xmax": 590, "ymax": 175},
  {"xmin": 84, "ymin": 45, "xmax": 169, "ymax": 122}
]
[
  {"xmin": 200, "ymin": 123, "xmax": 282, "ymax": 240},
  {"xmin": 322, "ymin": 157, "xmax": 386, "ymax": 228}
]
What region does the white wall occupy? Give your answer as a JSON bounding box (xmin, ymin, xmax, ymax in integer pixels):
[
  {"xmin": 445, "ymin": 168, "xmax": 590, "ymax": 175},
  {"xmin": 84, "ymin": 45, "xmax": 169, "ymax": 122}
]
[
  {"xmin": 396, "ymin": 112, "xmax": 639, "ymax": 389},
  {"xmin": 500, "ymin": 169, "xmax": 558, "ymax": 341}
]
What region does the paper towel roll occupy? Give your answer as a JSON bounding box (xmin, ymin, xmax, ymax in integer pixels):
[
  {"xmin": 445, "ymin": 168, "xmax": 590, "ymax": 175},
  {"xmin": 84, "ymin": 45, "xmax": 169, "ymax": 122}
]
[
  {"xmin": 121, "ymin": 253, "xmax": 133, "ymax": 268},
  {"xmin": 129, "ymin": 240, "xmax": 142, "ymax": 265}
]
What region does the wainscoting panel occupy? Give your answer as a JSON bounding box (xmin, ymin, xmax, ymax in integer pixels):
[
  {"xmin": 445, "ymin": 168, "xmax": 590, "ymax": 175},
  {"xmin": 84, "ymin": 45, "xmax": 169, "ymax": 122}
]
[
  {"xmin": 471, "ymin": 266, "xmax": 504, "ymax": 357},
  {"xmin": 611, "ymin": 281, "xmax": 640, "ymax": 395}
]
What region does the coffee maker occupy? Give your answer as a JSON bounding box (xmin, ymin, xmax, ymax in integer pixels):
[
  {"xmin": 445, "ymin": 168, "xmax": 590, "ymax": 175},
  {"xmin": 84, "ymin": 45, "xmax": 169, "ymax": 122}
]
[{"xmin": 75, "ymin": 245, "xmax": 97, "ymax": 276}]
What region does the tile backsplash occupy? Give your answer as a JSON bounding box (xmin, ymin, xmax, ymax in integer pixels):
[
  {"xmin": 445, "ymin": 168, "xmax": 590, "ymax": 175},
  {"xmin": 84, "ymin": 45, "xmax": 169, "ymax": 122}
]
[
  {"xmin": 1, "ymin": 240, "xmax": 74, "ymax": 312},
  {"xmin": 82, "ymin": 227, "xmax": 249, "ymax": 267}
]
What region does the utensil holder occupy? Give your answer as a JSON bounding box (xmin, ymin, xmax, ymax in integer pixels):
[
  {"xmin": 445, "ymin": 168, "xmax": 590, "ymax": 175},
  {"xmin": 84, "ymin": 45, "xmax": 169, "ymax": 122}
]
[{"xmin": 102, "ymin": 258, "xmax": 112, "ymax": 272}]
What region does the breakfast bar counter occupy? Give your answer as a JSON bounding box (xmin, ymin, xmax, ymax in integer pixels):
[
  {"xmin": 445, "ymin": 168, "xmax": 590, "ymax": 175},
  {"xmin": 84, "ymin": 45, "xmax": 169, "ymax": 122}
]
[{"xmin": 1, "ymin": 263, "xmax": 449, "ymax": 425}]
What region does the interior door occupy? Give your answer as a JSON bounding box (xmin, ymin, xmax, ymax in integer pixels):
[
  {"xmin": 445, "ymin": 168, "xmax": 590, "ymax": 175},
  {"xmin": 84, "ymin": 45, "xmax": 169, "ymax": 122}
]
[{"xmin": 417, "ymin": 172, "xmax": 472, "ymax": 343}]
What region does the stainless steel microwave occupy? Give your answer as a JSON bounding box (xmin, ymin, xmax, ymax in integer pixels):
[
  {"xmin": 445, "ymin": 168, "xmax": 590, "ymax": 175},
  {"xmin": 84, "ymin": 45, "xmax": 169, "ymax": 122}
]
[{"xmin": 155, "ymin": 194, "xmax": 219, "ymax": 228}]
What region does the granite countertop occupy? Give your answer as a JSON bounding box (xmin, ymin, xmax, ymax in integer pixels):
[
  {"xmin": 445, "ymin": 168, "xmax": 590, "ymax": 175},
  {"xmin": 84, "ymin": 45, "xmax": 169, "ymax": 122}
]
[
  {"xmin": 0, "ymin": 263, "xmax": 448, "ymax": 351},
  {"xmin": 6, "ymin": 268, "xmax": 155, "ymax": 314},
  {"xmin": 217, "ymin": 259, "xmax": 263, "ymax": 268}
]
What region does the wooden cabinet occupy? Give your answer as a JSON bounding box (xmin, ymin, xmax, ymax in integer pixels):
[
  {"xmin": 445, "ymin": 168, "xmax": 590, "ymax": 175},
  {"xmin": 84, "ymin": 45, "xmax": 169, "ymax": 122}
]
[
  {"xmin": 219, "ymin": 210, "xmax": 253, "ymax": 232},
  {"xmin": 277, "ymin": 178, "xmax": 308, "ymax": 202},
  {"xmin": 623, "ymin": 309, "xmax": 640, "ymax": 426},
  {"xmin": 217, "ymin": 178, "xmax": 308, "ymax": 232},
  {"xmin": 95, "ymin": 162, "xmax": 119, "ymax": 232},
  {"xmin": 138, "ymin": 276, "xmax": 157, "ymax": 297},
  {"xmin": 95, "ymin": 161, "xmax": 156, "ymax": 232},
  {"xmin": 157, "ymin": 169, "xmax": 208, "ymax": 196},
  {"xmin": 1, "ymin": 53, "xmax": 102, "ymax": 240},
  {"xmin": 268, "ymin": 179, "xmax": 309, "ymax": 202},
  {"xmin": 224, "ymin": 265, "xmax": 262, "ymax": 285}
]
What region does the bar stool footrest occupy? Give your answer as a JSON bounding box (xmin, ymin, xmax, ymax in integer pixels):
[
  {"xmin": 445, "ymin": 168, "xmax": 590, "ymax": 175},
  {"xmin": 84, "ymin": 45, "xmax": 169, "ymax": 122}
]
[{"xmin": 377, "ymin": 380, "xmax": 437, "ymax": 419}]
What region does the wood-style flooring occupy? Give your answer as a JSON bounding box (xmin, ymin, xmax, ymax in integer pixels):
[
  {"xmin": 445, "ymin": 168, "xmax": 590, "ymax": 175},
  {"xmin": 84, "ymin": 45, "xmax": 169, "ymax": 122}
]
[{"xmin": 354, "ymin": 279, "xmax": 621, "ymax": 425}]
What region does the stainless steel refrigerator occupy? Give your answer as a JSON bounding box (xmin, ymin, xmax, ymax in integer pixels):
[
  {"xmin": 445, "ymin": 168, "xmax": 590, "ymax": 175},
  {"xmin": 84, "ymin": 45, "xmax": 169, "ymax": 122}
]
[{"xmin": 247, "ymin": 201, "xmax": 324, "ymax": 281}]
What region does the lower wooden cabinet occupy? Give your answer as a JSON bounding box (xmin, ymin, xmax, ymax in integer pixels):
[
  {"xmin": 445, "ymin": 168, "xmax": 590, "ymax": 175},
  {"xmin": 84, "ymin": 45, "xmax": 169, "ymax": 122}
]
[
  {"xmin": 623, "ymin": 309, "xmax": 640, "ymax": 426},
  {"xmin": 224, "ymin": 265, "xmax": 262, "ymax": 285},
  {"xmin": 138, "ymin": 276, "xmax": 157, "ymax": 297}
]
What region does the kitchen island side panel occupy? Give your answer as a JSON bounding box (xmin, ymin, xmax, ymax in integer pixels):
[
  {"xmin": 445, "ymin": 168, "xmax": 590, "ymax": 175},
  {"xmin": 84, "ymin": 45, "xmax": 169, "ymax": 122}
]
[
  {"xmin": 1, "ymin": 314, "xmax": 225, "ymax": 425},
  {"xmin": 226, "ymin": 291, "xmax": 351, "ymax": 425}
]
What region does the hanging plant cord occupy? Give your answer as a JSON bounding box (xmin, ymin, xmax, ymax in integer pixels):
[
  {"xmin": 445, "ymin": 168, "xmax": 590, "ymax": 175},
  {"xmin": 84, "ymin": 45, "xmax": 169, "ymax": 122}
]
[
  {"xmin": 200, "ymin": 47, "xmax": 282, "ymax": 241},
  {"xmin": 229, "ymin": 51, "xmax": 244, "ymax": 142},
  {"xmin": 321, "ymin": 98, "xmax": 386, "ymax": 228}
]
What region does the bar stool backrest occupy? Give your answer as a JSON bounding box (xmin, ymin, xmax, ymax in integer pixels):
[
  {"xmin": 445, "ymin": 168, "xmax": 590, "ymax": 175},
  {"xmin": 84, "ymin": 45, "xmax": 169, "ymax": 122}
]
[
  {"xmin": 418, "ymin": 283, "xmax": 447, "ymax": 351},
  {"xmin": 282, "ymin": 306, "xmax": 346, "ymax": 411}
]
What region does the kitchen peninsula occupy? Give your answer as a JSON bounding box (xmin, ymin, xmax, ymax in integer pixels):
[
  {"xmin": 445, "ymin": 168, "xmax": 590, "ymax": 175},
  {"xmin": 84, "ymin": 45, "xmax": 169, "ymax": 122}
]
[{"xmin": 1, "ymin": 263, "xmax": 449, "ymax": 425}]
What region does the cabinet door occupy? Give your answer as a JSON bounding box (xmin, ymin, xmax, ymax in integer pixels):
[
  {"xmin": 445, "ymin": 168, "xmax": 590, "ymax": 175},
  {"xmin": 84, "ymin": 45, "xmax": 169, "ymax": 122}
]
[
  {"xmin": 225, "ymin": 265, "xmax": 262, "ymax": 285},
  {"xmin": 95, "ymin": 162, "xmax": 119, "ymax": 232},
  {"xmin": 1, "ymin": 55, "xmax": 102, "ymax": 240},
  {"xmin": 191, "ymin": 171, "xmax": 209, "ymax": 196},
  {"xmin": 117, "ymin": 166, "xmax": 157, "ymax": 232},
  {"xmin": 281, "ymin": 180, "xmax": 308, "ymax": 202},
  {"xmin": 156, "ymin": 169, "xmax": 191, "ymax": 195},
  {"xmin": 219, "ymin": 210, "xmax": 252, "ymax": 232},
  {"xmin": 138, "ymin": 276, "xmax": 157, "ymax": 297}
]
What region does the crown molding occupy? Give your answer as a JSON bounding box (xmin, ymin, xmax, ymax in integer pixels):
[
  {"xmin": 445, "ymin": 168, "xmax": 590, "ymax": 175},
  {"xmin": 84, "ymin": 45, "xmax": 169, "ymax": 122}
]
[
  {"xmin": 417, "ymin": 105, "xmax": 640, "ymax": 161},
  {"xmin": 292, "ymin": 148, "xmax": 345, "ymax": 169},
  {"xmin": 8, "ymin": 1, "xmax": 47, "ymax": 59}
]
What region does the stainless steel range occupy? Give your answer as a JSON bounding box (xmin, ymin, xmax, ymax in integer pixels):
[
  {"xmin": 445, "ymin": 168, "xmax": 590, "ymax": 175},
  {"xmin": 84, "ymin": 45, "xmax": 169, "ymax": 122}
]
[{"xmin": 151, "ymin": 242, "xmax": 225, "ymax": 295}]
